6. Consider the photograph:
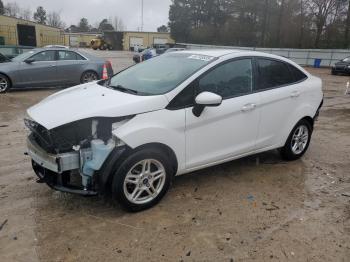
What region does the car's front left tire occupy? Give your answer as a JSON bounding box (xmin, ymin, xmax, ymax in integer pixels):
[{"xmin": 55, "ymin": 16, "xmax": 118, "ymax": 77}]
[
  {"xmin": 111, "ymin": 148, "xmax": 173, "ymax": 212},
  {"xmin": 280, "ymin": 119, "xmax": 312, "ymax": 161},
  {"xmin": 0, "ymin": 73, "xmax": 11, "ymax": 93}
]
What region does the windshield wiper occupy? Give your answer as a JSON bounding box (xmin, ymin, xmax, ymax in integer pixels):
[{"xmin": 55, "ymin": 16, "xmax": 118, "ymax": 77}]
[{"xmin": 109, "ymin": 85, "xmax": 138, "ymax": 94}]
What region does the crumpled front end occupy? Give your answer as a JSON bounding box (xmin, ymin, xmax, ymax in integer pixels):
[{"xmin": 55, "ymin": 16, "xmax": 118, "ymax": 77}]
[{"xmin": 25, "ymin": 116, "xmax": 131, "ymax": 195}]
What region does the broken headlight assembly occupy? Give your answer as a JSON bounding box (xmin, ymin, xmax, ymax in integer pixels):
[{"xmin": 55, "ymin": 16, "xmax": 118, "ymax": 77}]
[{"xmin": 25, "ymin": 115, "xmax": 134, "ymax": 192}]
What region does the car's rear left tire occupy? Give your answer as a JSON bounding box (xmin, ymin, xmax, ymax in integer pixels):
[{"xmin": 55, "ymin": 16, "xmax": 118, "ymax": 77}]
[
  {"xmin": 0, "ymin": 73, "xmax": 11, "ymax": 93},
  {"xmin": 280, "ymin": 119, "xmax": 312, "ymax": 161},
  {"xmin": 80, "ymin": 71, "xmax": 98, "ymax": 83},
  {"xmin": 111, "ymin": 148, "xmax": 173, "ymax": 212}
]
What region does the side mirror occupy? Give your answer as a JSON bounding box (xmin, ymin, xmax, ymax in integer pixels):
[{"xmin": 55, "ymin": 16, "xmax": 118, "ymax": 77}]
[
  {"xmin": 25, "ymin": 58, "xmax": 35, "ymax": 63},
  {"xmin": 192, "ymin": 92, "xmax": 222, "ymax": 117}
]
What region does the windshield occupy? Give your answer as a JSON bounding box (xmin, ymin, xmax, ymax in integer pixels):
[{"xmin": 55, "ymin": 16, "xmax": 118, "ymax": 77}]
[
  {"xmin": 12, "ymin": 50, "xmax": 37, "ymax": 62},
  {"xmin": 342, "ymin": 57, "xmax": 350, "ymax": 62},
  {"xmin": 108, "ymin": 53, "xmax": 215, "ymax": 95}
]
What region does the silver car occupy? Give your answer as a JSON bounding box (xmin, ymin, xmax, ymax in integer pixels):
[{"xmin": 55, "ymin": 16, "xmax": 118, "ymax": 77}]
[{"xmin": 0, "ymin": 47, "xmax": 113, "ymax": 93}]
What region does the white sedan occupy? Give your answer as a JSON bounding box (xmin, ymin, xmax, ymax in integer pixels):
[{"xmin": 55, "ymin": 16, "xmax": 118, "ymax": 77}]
[{"xmin": 25, "ymin": 49, "xmax": 323, "ymax": 211}]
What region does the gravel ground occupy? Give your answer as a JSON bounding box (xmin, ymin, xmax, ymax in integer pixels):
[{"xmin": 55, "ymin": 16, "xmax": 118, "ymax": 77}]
[{"xmin": 0, "ymin": 50, "xmax": 349, "ymax": 262}]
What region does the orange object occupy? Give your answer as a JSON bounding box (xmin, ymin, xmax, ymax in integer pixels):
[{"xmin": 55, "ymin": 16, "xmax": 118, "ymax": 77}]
[{"xmin": 102, "ymin": 63, "xmax": 109, "ymax": 79}]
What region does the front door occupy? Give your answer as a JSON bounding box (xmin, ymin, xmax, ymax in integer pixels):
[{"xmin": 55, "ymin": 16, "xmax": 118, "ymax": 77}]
[
  {"xmin": 18, "ymin": 50, "xmax": 57, "ymax": 87},
  {"xmin": 185, "ymin": 58, "xmax": 261, "ymax": 169}
]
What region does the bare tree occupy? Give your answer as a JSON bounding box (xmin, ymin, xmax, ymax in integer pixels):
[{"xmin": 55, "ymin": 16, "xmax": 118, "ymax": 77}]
[
  {"xmin": 344, "ymin": 0, "xmax": 350, "ymax": 47},
  {"xmin": 5, "ymin": 2, "xmax": 20, "ymax": 17},
  {"xmin": 47, "ymin": 11, "xmax": 65, "ymax": 28},
  {"xmin": 19, "ymin": 7, "xmax": 32, "ymax": 20},
  {"xmin": 113, "ymin": 16, "xmax": 125, "ymax": 31},
  {"xmin": 307, "ymin": 0, "xmax": 339, "ymax": 47}
]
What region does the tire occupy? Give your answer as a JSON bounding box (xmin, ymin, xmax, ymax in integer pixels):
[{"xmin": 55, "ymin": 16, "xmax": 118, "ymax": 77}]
[
  {"xmin": 280, "ymin": 119, "xmax": 312, "ymax": 161},
  {"xmin": 111, "ymin": 148, "xmax": 173, "ymax": 212},
  {"xmin": 107, "ymin": 45, "xmax": 113, "ymax": 50},
  {"xmin": 0, "ymin": 73, "xmax": 11, "ymax": 93},
  {"xmin": 80, "ymin": 71, "xmax": 98, "ymax": 84},
  {"xmin": 92, "ymin": 47, "xmax": 98, "ymax": 50}
]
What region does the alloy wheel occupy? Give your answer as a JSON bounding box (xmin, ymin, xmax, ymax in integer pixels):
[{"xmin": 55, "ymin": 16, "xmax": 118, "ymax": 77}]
[
  {"xmin": 123, "ymin": 159, "xmax": 166, "ymax": 205},
  {"xmin": 291, "ymin": 125, "xmax": 309, "ymax": 155},
  {"xmin": 82, "ymin": 72, "xmax": 98, "ymax": 83},
  {"xmin": 0, "ymin": 76, "xmax": 8, "ymax": 92}
]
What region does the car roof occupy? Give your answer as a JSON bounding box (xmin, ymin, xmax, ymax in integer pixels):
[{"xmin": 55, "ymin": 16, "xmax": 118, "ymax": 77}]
[
  {"xmin": 178, "ymin": 48, "xmax": 293, "ymax": 60},
  {"xmin": 179, "ymin": 49, "xmax": 242, "ymax": 57}
]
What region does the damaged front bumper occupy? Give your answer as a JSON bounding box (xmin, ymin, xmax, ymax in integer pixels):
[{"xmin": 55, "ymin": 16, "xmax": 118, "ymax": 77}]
[{"xmin": 26, "ymin": 134, "xmax": 125, "ymax": 196}]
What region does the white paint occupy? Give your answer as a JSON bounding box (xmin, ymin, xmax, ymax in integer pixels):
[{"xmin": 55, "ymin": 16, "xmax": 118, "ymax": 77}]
[{"xmin": 27, "ymin": 49, "xmax": 323, "ymax": 176}]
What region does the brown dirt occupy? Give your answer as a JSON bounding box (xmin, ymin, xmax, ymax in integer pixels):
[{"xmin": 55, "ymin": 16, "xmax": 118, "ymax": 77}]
[{"xmin": 0, "ymin": 53, "xmax": 349, "ymax": 262}]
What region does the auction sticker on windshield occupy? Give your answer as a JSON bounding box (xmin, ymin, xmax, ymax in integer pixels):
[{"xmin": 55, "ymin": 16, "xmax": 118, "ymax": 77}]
[{"xmin": 188, "ymin": 54, "xmax": 215, "ymax": 62}]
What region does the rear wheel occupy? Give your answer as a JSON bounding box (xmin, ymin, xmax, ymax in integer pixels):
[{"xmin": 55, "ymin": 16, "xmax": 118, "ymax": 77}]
[
  {"xmin": 80, "ymin": 71, "xmax": 98, "ymax": 83},
  {"xmin": 0, "ymin": 74, "xmax": 10, "ymax": 93},
  {"xmin": 280, "ymin": 119, "xmax": 312, "ymax": 161},
  {"xmin": 112, "ymin": 148, "xmax": 173, "ymax": 212}
]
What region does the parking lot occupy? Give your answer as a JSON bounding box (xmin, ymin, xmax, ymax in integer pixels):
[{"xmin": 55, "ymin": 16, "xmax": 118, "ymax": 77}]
[{"xmin": 0, "ymin": 49, "xmax": 349, "ymax": 262}]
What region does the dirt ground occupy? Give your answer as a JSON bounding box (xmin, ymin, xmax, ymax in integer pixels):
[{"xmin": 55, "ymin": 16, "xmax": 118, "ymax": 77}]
[{"xmin": 0, "ymin": 50, "xmax": 349, "ymax": 262}]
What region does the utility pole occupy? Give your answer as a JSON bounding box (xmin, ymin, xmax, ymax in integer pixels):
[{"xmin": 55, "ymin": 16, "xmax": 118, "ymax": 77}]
[{"xmin": 141, "ymin": 0, "xmax": 144, "ymax": 32}]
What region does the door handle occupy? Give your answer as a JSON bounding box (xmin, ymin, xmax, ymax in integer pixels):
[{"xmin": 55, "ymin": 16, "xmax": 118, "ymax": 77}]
[
  {"xmin": 290, "ymin": 91, "xmax": 300, "ymax": 98},
  {"xmin": 241, "ymin": 103, "xmax": 256, "ymax": 112}
]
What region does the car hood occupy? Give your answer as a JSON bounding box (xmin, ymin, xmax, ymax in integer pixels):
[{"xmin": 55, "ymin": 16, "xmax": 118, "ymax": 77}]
[{"xmin": 27, "ymin": 82, "xmax": 169, "ymax": 130}]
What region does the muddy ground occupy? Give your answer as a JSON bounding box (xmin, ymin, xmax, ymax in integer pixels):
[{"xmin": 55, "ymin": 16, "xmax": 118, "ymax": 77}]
[{"xmin": 0, "ymin": 50, "xmax": 349, "ymax": 262}]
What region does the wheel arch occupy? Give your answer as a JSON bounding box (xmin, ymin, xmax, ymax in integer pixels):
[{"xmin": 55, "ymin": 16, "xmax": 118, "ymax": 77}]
[
  {"xmin": 0, "ymin": 72, "xmax": 13, "ymax": 88},
  {"xmin": 98, "ymin": 142, "xmax": 178, "ymax": 196}
]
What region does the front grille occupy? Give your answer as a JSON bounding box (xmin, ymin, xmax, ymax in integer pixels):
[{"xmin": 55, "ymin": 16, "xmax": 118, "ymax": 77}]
[{"xmin": 24, "ymin": 119, "xmax": 92, "ymax": 154}]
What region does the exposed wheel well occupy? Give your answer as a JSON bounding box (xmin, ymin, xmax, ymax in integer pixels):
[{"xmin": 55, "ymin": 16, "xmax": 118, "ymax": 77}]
[
  {"xmin": 99, "ymin": 143, "xmax": 178, "ymax": 196},
  {"xmin": 301, "ymin": 116, "xmax": 314, "ymax": 129}
]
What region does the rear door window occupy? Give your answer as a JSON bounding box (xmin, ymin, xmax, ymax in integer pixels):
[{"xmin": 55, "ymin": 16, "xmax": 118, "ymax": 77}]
[
  {"xmin": 58, "ymin": 51, "xmax": 85, "ymax": 61},
  {"xmin": 288, "ymin": 65, "xmax": 307, "ymax": 82},
  {"xmin": 256, "ymin": 58, "xmax": 294, "ymax": 90}
]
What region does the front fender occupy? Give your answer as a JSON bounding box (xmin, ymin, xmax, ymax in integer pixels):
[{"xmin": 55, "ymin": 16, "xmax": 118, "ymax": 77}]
[{"xmin": 113, "ymin": 109, "xmax": 186, "ymax": 173}]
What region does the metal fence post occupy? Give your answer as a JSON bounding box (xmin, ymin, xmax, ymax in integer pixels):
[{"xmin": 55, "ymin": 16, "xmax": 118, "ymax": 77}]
[{"xmin": 330, "ymin": 50, "xmax": 334, "ymax": 67}]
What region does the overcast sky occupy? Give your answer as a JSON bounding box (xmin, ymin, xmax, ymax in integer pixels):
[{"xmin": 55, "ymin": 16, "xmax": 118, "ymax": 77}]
[{"xmin": 5, "ymin": 0, "xmax": 172, "ymax": 31}]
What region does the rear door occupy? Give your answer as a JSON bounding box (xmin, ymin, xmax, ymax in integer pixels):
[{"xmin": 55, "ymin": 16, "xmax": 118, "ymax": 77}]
[
  {"xmin": 56, "ymin": 50, "xmax": 87, "ymax": 84},
  {"xmin": 18, "ymin": 50, "xmax": 57, "ymax": 86},
  {"xmin": 254, "ymin": 57, "xmax": 303, "ymax": 149}
]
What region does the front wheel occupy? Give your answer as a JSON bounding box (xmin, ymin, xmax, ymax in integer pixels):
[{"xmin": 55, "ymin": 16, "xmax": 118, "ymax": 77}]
[
  {"xmin": 0, "ymin": 74, "xmax": 11, "ymax": 93},
  {"xmin": 280, "ymin": 119, "xmax": 312, "ymax": 161},
  {"xmin": 112, "ymin": 148, "xmax": 173, "ymax": 212}
]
